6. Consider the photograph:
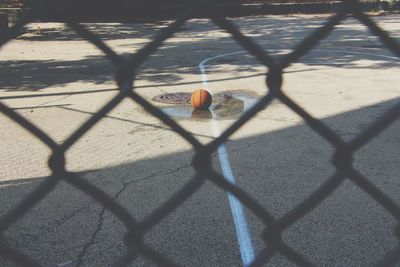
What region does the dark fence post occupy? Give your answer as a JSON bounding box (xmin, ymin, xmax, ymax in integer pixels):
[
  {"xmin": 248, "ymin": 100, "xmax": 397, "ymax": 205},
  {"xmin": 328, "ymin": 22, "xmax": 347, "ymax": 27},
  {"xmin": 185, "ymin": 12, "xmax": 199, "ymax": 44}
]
[{"xmin": 0, "ymin": 13, "xmax": 9, "ymax": 37}]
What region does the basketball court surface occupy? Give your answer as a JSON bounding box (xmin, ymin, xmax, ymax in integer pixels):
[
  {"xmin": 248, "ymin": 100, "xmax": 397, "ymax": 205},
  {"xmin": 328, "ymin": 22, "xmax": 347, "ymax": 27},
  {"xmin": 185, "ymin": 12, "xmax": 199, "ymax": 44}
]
[{"xmin": 0, "ymin": 14, "xmax": 400, "ymax": 266}]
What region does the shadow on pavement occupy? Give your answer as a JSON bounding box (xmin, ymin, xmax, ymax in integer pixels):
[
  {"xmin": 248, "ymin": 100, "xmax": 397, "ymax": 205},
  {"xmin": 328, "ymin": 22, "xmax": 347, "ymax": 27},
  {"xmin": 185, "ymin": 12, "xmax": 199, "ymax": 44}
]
[
  {"xmin": 0, "ymin": 97, "xmax": 399, "ymax": 266},
  {"xmin": 1, "ymin": 16, "xmax": 399, "ymax": 91}
]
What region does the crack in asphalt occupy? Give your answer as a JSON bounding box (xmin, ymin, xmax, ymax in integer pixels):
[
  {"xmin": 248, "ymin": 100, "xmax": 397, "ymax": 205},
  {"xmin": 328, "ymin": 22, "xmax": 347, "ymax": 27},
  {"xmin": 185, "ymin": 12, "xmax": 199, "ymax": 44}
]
[
  {"xmin": 75, "ymin": 208, "xmax": 106, "ymax": 267},
  {"xmin": 74, "ymin": 163, "xmax": 192, "ymax": 266},
  {"xmin": 40, "ymin": 204, "xmax": 93, "ymax": 236},
  {"xmin": 24, "ymin": 94, "xmax": 73, "ymax": 113}
]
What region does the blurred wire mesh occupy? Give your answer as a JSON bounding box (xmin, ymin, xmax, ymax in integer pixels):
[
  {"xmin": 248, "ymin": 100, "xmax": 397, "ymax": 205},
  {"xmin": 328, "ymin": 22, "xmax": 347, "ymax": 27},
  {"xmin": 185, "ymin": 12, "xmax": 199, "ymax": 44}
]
[{"xmin": 0, "ymin": 0, "xmax": 399, "ymax": 266}]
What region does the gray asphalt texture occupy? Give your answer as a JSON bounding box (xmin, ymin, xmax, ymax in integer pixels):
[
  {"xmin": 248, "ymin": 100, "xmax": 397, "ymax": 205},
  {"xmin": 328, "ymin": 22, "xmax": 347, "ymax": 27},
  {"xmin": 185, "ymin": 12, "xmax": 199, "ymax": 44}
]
[{"xmin": 0, "ymin": 14, "xmax": 400, "ymax": 266}]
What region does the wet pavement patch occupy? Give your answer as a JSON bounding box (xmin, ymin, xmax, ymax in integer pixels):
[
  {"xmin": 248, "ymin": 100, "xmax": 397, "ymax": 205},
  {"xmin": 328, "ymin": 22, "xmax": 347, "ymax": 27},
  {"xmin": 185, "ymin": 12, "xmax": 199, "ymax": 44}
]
[{"xmin": 151, "ymin": 90, "xmax": 263, "ymax": 121}]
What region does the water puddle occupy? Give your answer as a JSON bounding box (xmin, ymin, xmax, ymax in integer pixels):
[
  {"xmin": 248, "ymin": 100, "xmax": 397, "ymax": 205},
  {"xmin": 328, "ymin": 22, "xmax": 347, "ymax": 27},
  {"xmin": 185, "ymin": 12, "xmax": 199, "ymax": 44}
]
[{"xmin": 152, "ymin": 90, "xmax": 263, "ymax": 121}]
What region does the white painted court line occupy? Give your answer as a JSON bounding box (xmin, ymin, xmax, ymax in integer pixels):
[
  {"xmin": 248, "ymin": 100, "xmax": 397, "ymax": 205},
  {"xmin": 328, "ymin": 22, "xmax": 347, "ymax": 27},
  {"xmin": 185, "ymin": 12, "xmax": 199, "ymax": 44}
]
[
  {"xmin": 199, "ymin": 53, "xmax": 255, "ymax": 267},
  {"xmin": 314, "ymin": 49, "xmax": 400, "ymax": 61},
  {"xmin": 198, "ymin": 47, "xmax": 400, "ymax": 67},
  {"xmin": 198, "ymin": 47, "xmax": 399, "ymax": 266}
]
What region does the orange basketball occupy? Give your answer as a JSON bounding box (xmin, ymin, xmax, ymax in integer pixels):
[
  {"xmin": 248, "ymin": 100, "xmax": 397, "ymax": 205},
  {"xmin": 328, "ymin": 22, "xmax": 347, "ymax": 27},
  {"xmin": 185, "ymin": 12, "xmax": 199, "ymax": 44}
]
[{"xmin": 191, "ymin": 89, "xmax": 212, "ymax": 110}]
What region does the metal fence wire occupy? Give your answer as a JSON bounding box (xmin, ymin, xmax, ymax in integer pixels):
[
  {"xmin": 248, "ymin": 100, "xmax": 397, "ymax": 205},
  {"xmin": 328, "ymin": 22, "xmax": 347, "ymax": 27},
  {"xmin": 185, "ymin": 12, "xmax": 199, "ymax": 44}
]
[{"xmin": 1, "ymin": 0, "xmax": 400, "ymax": 266}]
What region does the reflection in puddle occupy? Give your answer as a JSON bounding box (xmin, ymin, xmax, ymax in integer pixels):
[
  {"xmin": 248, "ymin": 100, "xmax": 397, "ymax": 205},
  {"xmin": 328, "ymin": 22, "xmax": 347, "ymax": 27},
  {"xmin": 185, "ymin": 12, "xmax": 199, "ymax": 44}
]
[{"xmin": 159, "ymin": 90, "xmax": 261, "ymax": 121}]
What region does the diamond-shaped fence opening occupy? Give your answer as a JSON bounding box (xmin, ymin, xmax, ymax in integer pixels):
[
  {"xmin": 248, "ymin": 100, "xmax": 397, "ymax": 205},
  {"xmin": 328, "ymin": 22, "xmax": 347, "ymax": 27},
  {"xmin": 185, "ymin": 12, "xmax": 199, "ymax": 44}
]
[
  {"xmin": 282, "ymin": 51, "xmax": 399, "ymax": 143},
  {"xmin": 0, "ymin": 0, "xmax": 400, "ymax": 266}
]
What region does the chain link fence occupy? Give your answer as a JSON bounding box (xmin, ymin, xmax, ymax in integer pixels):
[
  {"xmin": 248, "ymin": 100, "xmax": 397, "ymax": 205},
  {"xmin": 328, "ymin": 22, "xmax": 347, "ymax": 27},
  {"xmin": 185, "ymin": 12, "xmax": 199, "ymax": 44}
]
[{"xmin": 1, "ymin": 0, "xmax": 400, "ymax": 266}]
